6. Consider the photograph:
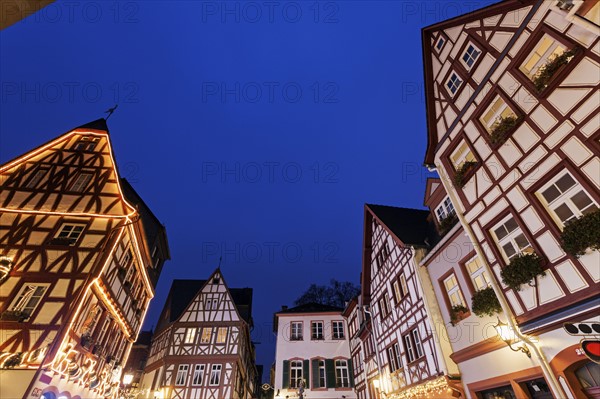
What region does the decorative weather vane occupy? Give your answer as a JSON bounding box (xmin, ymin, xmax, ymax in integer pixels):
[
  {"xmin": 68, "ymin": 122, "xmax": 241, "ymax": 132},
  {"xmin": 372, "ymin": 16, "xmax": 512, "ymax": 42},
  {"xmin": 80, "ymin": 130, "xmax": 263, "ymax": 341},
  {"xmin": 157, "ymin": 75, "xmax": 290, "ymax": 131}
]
[{"xmin": 104, "ymin": 104, "xmax": 119, "ymax": 120}]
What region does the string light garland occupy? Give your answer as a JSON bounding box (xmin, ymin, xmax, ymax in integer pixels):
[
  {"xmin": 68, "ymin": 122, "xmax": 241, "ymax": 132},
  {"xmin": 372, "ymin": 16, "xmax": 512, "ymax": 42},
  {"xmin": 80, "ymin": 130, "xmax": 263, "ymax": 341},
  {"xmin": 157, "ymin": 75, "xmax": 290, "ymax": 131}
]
[{"xmin": 387, "ymin": 376, "xmax": 455, "ymax": 399}]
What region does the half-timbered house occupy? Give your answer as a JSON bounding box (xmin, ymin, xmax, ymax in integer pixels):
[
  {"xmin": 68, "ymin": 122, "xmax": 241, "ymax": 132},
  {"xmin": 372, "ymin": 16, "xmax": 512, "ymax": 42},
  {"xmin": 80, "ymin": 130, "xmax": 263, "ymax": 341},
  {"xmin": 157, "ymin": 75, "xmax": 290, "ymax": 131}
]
[
  {"xmin": 273, "ymin": 302, "xmax": 357, "ymax": 399},
  {"xmin": 140, "ymin": 269, "xmax": 258, "ymax": 399},
  {"xmin": 358, "ymin": 204, "xmax": 462, "ymax": 399},
  {"xmin": 422, "ymin": 0, "xmax": 600, "ymax": 397},
  {"xmin": 0, "ymin": 118, "xmax": 170, "ymax": 399}
]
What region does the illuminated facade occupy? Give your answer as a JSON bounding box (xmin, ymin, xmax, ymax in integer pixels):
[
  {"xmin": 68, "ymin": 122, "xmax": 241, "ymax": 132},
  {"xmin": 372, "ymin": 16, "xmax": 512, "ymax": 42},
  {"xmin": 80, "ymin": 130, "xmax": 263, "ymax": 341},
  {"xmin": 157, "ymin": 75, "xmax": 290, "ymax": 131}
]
[
  {"xmin": 422, "ymin": 0, "xmax": 600, "ymax": 397},
  {"xmin": 140, "ymin": 269, "xmax": 258, "ymax": 399},
  {"xmin": 349, "ymin": 204, "xmax": 463, "ymax": 399},
  {"xmin": 0, "ymin": 118, "xmax": 170, "ymax": 399}
]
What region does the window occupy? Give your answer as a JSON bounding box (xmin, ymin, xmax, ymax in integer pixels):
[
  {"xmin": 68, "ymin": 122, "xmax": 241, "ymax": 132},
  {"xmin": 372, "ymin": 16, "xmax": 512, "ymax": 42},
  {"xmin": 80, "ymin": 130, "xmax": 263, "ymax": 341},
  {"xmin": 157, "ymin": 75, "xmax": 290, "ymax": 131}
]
[
  {"xmin": 446, "ymin": 72, "xmax": 463, "ymax": 95},
  {"xmin": 205, "ymin": 296, "xmax": 218, "ymax": 310},
  {"xmin": 404, "ymin": 329, "xmax": 424, "ymax": 363},
  {"xmin": 192, "ymin": 364, "xmax": 205, "ymax": 386},
  {"xmin": 393, "ymin": 274, "xmax": 408, "ymax": 303},
  {"xmin": 520, "ymin": 34, "xmax": 567, "ymax": 80},
  {"xmin": 318, "ymin": 360, "xmax": 326, "ymax": 388},
  {"xmin": 443, "ymin": 273, "xmax": 467, "ymax": 308},
  {"xmin": 450, "ymin": 141, "xmax": 476, "ymax": 170},
  {"xmin": 175, "ymin": 364, "xmax": 189, "ymax": 386},
  {"xmin": 11, "ymin": 284, "xmax": 48, "ymax": 317},
  {"xmin": 71, "ymin": 172, "xmax": 93, "ymax": 192},
  {"xmin": 216, "ymin": 327, "xmax": 227, "ymax": 344},
  {"xmin": 74, "ymin": 137, "xmax": 100, "ymax": 151},
  {"xmin": 537, "ymin": 172, "xmax": 598, "ymax": 228},
  {"xmin": 26, "ymin": 167, "xmax": 49, "ymax": 189},
  {"xmin": 332, "ymin": 321, "xmax": 345, "ymax": 339},
  {"xmin": 290, "ymin": 322, "xmax": 303, "ymax": 341},
  {"xmin": 461, "ymin": 43, "xmax": 482, "ymax": 69},
  {"xmin": 290, "ymin": 360, "xmax": 303, "ymax": 388},
  {"xmin": 435, "ymin": 36, "xmax": 446, "ymax": 51},
  {"xmin": 55, "ymin": 224, "xmax": 85, "ymax": 245},
  {"xmin": 465, "ymin": 256, "xmax": 492, "ymax": 291},
  {"xmin": 436, "ymin": 197, "xmax": 456, "ymax": 221},
  {"xmin": 184, "ymin": 328, "xmax": 196, "ymax": 344},
  {"xmin": 479, "ymin": 95, "xmax": 518, "ymax": 133},
  {"xmin": 335, "ymin": 359, "xmax": 350, "ymax": 388},
  {"xmin": 379, "ymin": 294, "xmax": 391, "ymax": 318},
  {"xmin": 387, "ymin": 343, "xmax": 402, "ymax": 372},
  {"xmin": 311, "ymin": 321, "xmax": 324, "ymax": 340},
  {"xmin": 200, "ymin": 328, "xmax": 212, "ymax": 344},
  {"xmin": 209, "ymin": 364, "xmax": 222, "ymax": 386},
  {"xmin": 491, "ymin": 215, "xmax": 534, "ymax": 263}
]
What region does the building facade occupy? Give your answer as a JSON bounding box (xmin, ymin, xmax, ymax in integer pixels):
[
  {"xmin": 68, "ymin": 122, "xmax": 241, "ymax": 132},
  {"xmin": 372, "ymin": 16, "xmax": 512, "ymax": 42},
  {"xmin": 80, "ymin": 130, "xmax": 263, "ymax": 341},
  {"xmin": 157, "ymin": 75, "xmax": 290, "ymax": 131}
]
[
  {"xmin": 273, "ymin": 303, "xmax": 357, "ymax": 399},
  {"xmin": 0, "ymin": 119, "xmax": 170, "ymax": 399},
  {"xmin": 422, "ymin": 0, "xmax": 600, "ymax": 397},
  {"xmin": 140, "ymin": 269, "xmax": 258, "ymax": 399},
  {"xmin": 350, "ymin": 204, "xmax": 462, "ymax": 399}
]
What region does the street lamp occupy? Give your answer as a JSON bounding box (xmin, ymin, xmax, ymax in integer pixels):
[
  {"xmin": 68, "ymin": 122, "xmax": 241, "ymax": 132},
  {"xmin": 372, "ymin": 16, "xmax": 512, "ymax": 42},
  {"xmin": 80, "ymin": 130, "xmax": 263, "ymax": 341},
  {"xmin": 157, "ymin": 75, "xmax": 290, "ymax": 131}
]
[
  {"xmin": 494, "ymin": 318, "xmax": 531, "ymax": 357},
  {"xmin": 123, "ymin": 373, "xmax": 134, "ymax": 386}
]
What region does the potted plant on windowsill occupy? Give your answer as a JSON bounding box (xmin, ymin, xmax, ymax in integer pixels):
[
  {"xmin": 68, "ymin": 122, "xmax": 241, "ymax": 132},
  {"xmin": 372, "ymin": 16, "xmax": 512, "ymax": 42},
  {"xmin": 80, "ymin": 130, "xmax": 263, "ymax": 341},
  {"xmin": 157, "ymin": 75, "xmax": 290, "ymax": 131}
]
[
  {"xmin": 533, "ymin": 48, "xmax": 578, "ymax": 93},
  {"xmin": 471, "ymin": 287, "xmax": 502, "ymax": 317},
  {"xmin": 500, "ymin": 253, "xmax": 545, "ymax": 291},
  {"xmin": 2, "ymin": 353, "xmax": 23, "ymax": 369},
  {"xmin": 449, "ymin": 304, "xmax": 469, "ymax": 326},
  {"xmin": 81, "ymin": 332, "xmax": 93, "ymax": 348},
  {"xmin": 453, "ymin": 161, "xmax": 477, "ymax": 189},
  {"xmin": 561, "ymin": 209, "xmax": 600, "ymax": 257},
  {"xmin": 0, "ymin": 310, "xmax": 30, "ymax": 322},
  {"xmin": 490, "ymin": 115, "xmax": 522, "ymax": 146},
  {"xmin": 438, "ymin": 213, "xmax": 459, "ymax": 236}
]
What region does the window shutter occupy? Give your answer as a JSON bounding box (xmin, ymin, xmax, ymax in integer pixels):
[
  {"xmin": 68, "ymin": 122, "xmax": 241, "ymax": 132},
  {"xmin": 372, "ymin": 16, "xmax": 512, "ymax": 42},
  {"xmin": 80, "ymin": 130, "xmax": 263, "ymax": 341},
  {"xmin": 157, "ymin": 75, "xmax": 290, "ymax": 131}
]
[
  {"xmin": 348, "ymin": 358, "xmax": 355, "ymax": 387},
  {"xmin": 282, "ymin": 360, "xmax": 289, "ymax": 389},
  {"xmin": 303, "ymin": 359, "xmax": 310, "ymax": 388},
  {"xmin": 311, "ymin": 359, "xmax": 319, "ymax": 388},
  {"xmin": 325, "ymin": 359, "xmax": 336, "ymax": 388}
]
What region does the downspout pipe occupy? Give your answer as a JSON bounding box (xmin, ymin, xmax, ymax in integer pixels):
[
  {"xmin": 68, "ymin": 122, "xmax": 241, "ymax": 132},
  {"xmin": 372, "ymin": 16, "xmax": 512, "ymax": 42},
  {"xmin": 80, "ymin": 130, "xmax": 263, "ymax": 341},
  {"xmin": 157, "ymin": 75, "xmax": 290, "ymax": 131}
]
[{"xmin": 432, "ymin": 164, "xmax": 567, "ymax": 399}]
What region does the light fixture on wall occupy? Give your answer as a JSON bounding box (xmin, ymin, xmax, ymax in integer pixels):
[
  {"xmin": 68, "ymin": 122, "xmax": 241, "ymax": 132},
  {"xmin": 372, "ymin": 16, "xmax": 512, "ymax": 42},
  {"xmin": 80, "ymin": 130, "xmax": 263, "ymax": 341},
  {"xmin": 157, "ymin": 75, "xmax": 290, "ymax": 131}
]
[
  {"xmin": 494, "ymin": 318, "xmax": 531, "ymax": 357},
  {"xmin": 0, "ymin": 256, "xmax": 13, "ymax": 284}
]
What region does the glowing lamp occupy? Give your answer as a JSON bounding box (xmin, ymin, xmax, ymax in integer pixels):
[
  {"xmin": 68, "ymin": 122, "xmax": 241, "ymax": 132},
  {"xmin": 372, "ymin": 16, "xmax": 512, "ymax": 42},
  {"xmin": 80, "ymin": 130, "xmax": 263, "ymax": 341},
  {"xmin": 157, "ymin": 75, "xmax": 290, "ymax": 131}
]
[
  {"xmin": 123, "ymin": 373, "xmax": 134, "ymax": 385},
  {"xmin": 372, "ymin": 378, "xmax": 380, "ymax": 389},
  {"xmin": 494, "ymin": 318, "xmax": 531, "ymax": 357},
  {"xmin": 154, "ymin": 389, "xmax": 164, "ymax": 399}
]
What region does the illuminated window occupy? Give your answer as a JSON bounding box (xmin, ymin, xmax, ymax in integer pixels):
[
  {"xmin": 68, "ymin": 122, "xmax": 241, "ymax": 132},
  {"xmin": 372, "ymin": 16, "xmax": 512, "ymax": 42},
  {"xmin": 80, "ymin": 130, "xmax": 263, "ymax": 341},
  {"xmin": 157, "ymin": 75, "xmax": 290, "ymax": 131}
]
[
  {"xmin": 192, "ymin": 364, "xmax": 205, "ymax": 386},
  {"xmin": 311, "ymin": 321, "xmax": 324, "ymax": 340},
  {"xmin": 74, "ymin": 137, "xmax": 100, "ymax": 151},
  {"xmin": 290, "ymin": 360, "xmax": 303, "ymax": 388},
  {"xmin": 26, "ymin": 167, "xmax": 49, "ymax": 189},
  {"xmin": 461, "ymin": 43, "xmax": 482, "ymax": 69},
  {"xmin": 332, "ymin": 321, "xmax": 345, "ymax": 339},
  {"xmin": 200, "ymin": 328, "xmax": 212, "ymax": 344},
  {"xmin": 55, "ymin": 224, "xmax": 85, "ymax": 245},
  {"xmin": 491, "ymin": 215, "xmax": 534, "ymax": 263},
  {"xmin": 450, "ymin": 141, "xmax": 476, "ymax": 170},
  {"xmin": 216, "ymin": 327, "xmax": 227, "ymax": 344},
  {"xmin": 209, "ymin": 364, "xmax": 222, "ymax": 386},
  {"xmin": 290, "ymin": 322, "xmax": 303, "ymax": 341},
  {"xmin": 465, "ymin": 256, "xmax": 492, "ymax": 291},
  {"xmin": 537, "ymin": 172, "xmax": 598, "ymax": 228},
  {"xmin": 70, "ymin": 172, "xmax": 93, "ymax": 193},
  {"xmin": 436, "ymin": 197, "xmax": 456, "ymax": 221},
  {"xmin": 175, "ymin": 364, "xmax": 189, "ymax": 386},
  {"xmin": 335, "ymin": 359, "xmax": 350, "ymax": 387},
  {"xmin": 403, "ymin": 329, "xmax": 424, "ymax": 363},
  {"xmin": 446, "ymin": 72, "xmax": 463, "ymax": 95},
  {"xmin": 520, "ymin": 34, "xmax": 567, "ymax": 80},
  {"xmin": 443, "ymin": 273, "xmax": 467, "ymax": 307},
  {"xmin": 479, "ymin": 95, "xmax": 518, "ymax": 133},
  {"xmin": 184, "ymin": 328, "xmax": 197, "ymax": 344},
  {"xmin": 10, "ymin": 284, "xmax": 48, "ymax": 317}
]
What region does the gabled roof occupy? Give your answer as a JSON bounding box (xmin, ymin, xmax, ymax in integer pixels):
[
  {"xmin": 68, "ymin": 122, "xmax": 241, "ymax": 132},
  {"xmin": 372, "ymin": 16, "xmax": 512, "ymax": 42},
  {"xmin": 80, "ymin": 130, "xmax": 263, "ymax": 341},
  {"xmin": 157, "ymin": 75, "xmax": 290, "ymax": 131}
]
[
  {"xmin": 366, "ymin": 204, "xmax": 433, "ymax": 247},
  {"xmin": 276, "ymin": 302, "xmax": 343, "ymax": 315},
  {"xmin": 76, "ymin": 118, "xmax": 109, "ymax": 132}
]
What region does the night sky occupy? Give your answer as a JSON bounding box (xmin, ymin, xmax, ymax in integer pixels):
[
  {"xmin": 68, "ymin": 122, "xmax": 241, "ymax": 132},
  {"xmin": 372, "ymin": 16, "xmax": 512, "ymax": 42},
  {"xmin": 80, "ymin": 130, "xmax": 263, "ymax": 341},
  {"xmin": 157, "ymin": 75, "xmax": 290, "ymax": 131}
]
[{"xmin": 1, "ymin": 0, "xmax": 496, "ymax": 380}]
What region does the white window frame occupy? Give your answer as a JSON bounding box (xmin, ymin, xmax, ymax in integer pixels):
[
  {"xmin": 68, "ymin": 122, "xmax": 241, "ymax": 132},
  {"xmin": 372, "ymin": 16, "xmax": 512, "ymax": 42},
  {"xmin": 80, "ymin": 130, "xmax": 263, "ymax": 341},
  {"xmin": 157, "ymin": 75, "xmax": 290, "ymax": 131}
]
[
  {"xmin": 412, "ymin": 329, "xmax": 424, "ymax": 359},
  {"xmin": 479, "ymin": 95, "xmax": 518, "ymax": 133},
  {"xmin": 200, "ymin": 328, "xmax": 212, "ymax": 344},
  {"xmin": 311, "ymin": 321, "xmax": 324, "ymax": 340},
  {"xmin": 10, "ymin": 283, "xmax": 49, "ymax": 317},
  {"xmin": 332, "ymin": 321, "xmax": 345, "ymax": 339},
  {"xmin": 71, "ymin": 172, "xmax": 93, "ymax": 192},
  {"xmin": 290, "ymin": 360, "xmax": 303, "ymax": 388},
  {"xmin": 216, "ymin": 327, "xmax": 227, "ymax": 344},
  {"xmin": 443, "ymin": 273, "xmax": 467, "ymax": 308},
  {"xmin": 55, "ymin": 223, "xmax": 86, "ymax": 244},
  {"xmin": 491, "ymin": 215, "xmax": 534, "ymax": 264},
  {"xmin": 450, "ymin": 141, "xmax": 476, "ymax": 170},
  {"xmin": 520, "ymin": 34, "xmax": 567, "ymax": 80},
  {"xmin": 465, "ymin": 255, "xmax": 492, "ymax": 291},
  {"xmin": 192, "ymin": 364, "xmax": 205, "ymax": 386},
  {"xmin": 461, "ymin": 42, "xmax": 482, "ymax": 69},
  {"xmin": 184, "ymin": 328, "xmax": 197, "ymax": 344},
  {"xmin": 335, "ymin": 359, "xmax": 350, "ymax": 388},
  {"xmin": 446, "ymin": 72, "xmax": 463, "ymax": 95},
  {"xmin": 175, "ymin": 364, "xmax": 189, "ymax": 386},
  {"xmin": 435, "ymin": 196, "xmax": 456, "ymax": 221},
  {"xmin": 209, "ymin": 364, "xmax": 222, "ymax": 386},
  {"xmin": 536, "ymin": 172, "xmax": 598, "ymax": 229},
  {"xmin": 318, "ymin": 359, "xmax": 326, "ymax": 387},
  {"xmin": 290, "ymin": 322, "xmax": 303, "ymax": 341}
]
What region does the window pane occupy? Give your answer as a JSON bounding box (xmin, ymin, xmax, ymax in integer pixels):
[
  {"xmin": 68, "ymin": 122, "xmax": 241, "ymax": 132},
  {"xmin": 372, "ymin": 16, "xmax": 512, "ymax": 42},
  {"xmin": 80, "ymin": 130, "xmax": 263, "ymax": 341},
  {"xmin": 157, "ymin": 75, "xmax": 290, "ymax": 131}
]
[
  {"xmin": 555, "ymin": 203, "xmax": 575, "ymax": 223},
  {"xmin": 503, "ymin": 243, "xmax": 517, "ymax": 259},
  {"xmin": 556, "ymin": 174, "xmax": 576, "ymax": 192},
  {"xmin": 571, "ymin": 191, "xmax": 593, "ymax": 212},
  {"xmin": 514, "ymin": 234, "xmax": 531, "ymax": 251},
  {"xmin": 504, "ymin": 218, "xmax": 518, "ymax": 233},
  {"xmin": 541, "ymin": 185, "xmax": 561, "ymax": 203},
  {"xmin": 495, "ymin": 226, "xmax": 508, "ymax": 240}
]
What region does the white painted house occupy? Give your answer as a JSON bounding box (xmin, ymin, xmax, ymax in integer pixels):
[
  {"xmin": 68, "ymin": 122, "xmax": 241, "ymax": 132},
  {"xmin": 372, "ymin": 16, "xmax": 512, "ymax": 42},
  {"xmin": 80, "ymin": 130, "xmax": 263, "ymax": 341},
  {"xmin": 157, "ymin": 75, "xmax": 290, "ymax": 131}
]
[{"xmin": 273, "ymin": 303, "xmax": 357, "ymax": 399}]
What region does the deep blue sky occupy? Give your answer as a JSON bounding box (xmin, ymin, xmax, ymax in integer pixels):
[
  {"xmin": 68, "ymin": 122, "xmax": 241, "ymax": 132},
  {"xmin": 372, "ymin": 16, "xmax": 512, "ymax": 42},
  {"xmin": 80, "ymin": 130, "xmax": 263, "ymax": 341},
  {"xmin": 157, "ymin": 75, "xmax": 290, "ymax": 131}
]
[{"xmin": 1, "ymin": 0, "xmax": 496, "ymax": 380}]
